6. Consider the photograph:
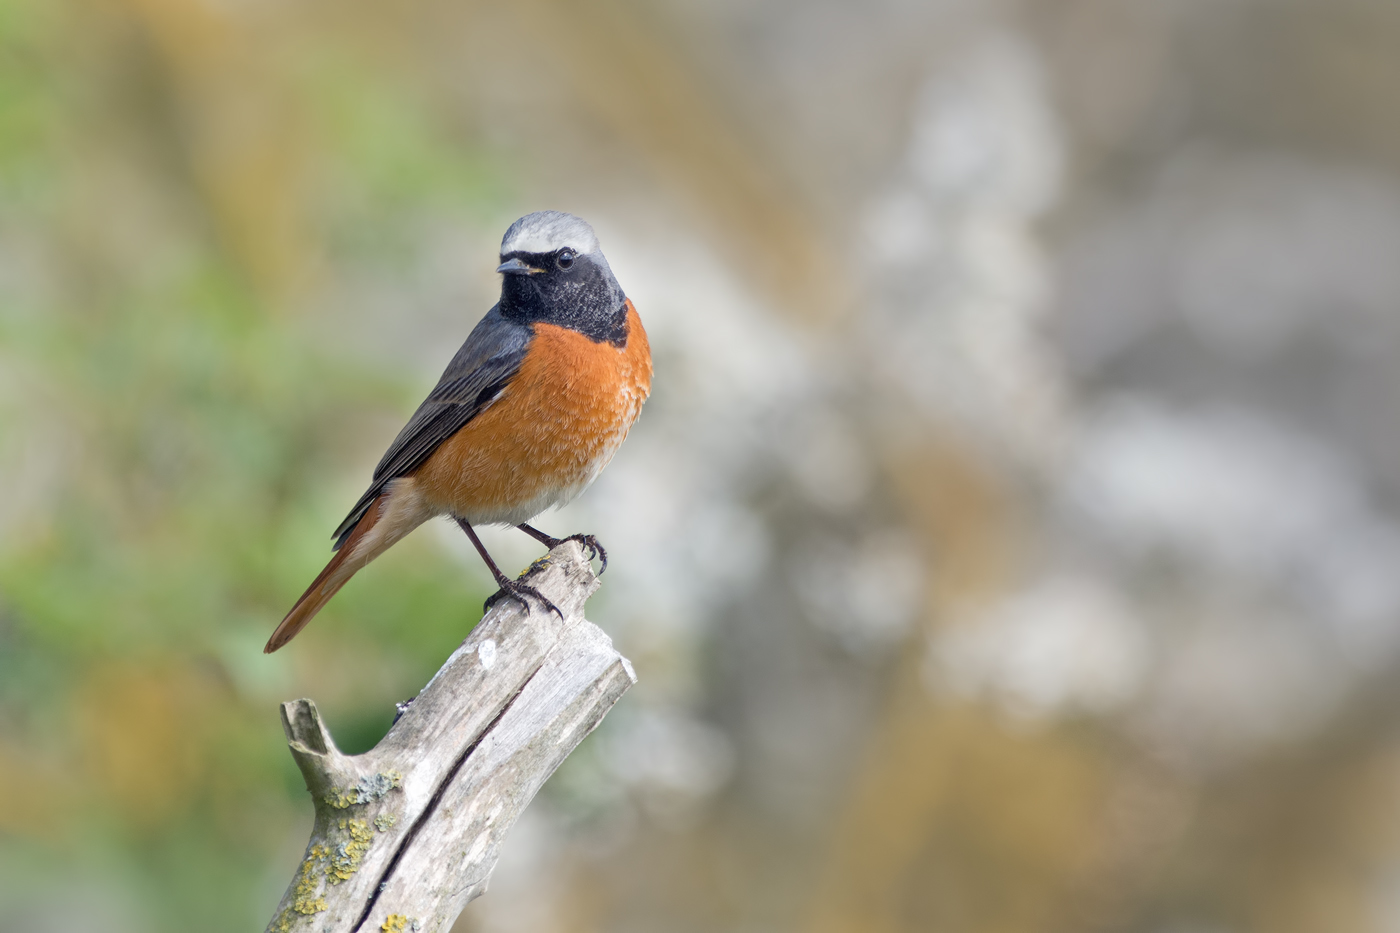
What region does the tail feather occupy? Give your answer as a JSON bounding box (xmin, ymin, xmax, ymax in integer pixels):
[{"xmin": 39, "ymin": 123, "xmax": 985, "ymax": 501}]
[{"xmin": 265, "ymin": 496, "xmax": 383, "ymax": 653}]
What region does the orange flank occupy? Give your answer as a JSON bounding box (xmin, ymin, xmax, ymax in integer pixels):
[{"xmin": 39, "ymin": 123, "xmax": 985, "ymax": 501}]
[{"xmin": 414, "ymin": 301, "xmax": 652, "ymax": 522}]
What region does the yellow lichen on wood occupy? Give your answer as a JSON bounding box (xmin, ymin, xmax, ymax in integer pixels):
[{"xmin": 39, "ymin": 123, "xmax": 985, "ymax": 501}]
[
  {"xmin": 328, "ymin": 818, "xmax": 374, "ymax": 883},
  {"xmin": 292, "ymin": 843, "xmax": 330, "ymax": 914},
  {"xmin": 324, "ymin": 770, "xmax": 404, "ymax": 809},
  {"xmin": 270, "ymin": 842, "xmax": 332, "ymax": 930},
  {"xmin": 381, "ymin": 915, "xmax": 419, "ymax": 932}
]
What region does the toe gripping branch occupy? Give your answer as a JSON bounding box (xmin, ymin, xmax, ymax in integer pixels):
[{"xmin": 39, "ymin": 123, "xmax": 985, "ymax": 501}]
[
  {"xmin": 485, "ymin": 577, "xmax": 562, "ymax": 619},
  {"xmin": 456, "ymin": 517, "xmax": 564, "ymax": 619},
  {"xmin": 555, "ymin": 534, "xmax": 607, "ymax": 573},
  {"xmin": 516, "ymin": 524, "xmax": 608, "ymax": 574}
]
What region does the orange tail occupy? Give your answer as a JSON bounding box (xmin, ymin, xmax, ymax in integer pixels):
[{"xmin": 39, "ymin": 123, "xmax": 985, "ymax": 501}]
[{"xmin": 265, "ymin": 497, "xmax": 382, "ymax": 653}]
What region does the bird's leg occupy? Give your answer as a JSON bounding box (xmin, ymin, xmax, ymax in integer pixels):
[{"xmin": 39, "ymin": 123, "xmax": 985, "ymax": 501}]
[
  {"xmin": 456, "ymin": 518, "xmax": 562, "ymax": 618},
  {"xmin": 516, "ymin": 522, "xmax": 608, "ymax": 574}
]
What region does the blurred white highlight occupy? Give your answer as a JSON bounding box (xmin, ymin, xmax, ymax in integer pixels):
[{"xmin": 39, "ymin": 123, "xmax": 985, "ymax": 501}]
[{"xmin": 927, "ymin": 575, "xmax": 1149, "ymax": 718}]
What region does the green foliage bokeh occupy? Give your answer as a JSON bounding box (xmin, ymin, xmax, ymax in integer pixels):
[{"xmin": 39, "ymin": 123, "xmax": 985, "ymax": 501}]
[{"xmin": 0, "ymin": 3, "xmax": 510, "ymax": 927}]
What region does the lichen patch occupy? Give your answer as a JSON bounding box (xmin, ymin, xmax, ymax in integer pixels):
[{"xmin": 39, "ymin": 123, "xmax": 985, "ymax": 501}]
[
  {"xmin": 328, "ymin": 818, "xmax": 374, "ymax": 883},
  {"xmin": 325, "ymin": 770, "xmax": 404, "ymax": 809},
  {"xmin": 270, "ymin": 841, "xmax": 332, "ymax": 931}
]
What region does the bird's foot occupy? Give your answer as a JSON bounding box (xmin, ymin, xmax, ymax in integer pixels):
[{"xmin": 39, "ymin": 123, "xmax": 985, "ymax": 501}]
[
  {"xmin": 517, "ymin": 524, "xmax": 608, "ymax": 573},
  {"xmin": 560, "ymin": 534, "xmax": 608, "ymax": 573},
  {"xmin": 484, "ymin": 578, "xmax": 563, "ymax": 619},
  {"xmin": 393, "ymin": 696, "xmax": 417, "ymax": 724}
]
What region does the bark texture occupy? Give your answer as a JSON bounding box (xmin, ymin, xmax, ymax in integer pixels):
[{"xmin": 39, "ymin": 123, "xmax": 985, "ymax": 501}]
[{"xmin": 266, "ymin": 540, "xmax": 634, "ymax": 933}]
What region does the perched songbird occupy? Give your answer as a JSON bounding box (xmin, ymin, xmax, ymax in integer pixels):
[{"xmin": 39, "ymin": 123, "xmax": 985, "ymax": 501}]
[{"xmin": 265, "ymin": 211, "xmax": 652, "ymax": 653}]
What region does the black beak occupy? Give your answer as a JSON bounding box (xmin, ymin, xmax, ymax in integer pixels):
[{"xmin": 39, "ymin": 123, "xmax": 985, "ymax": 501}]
[{"xmin": 496, "ymin": 257, "xmax": 539, "ymax": 276}]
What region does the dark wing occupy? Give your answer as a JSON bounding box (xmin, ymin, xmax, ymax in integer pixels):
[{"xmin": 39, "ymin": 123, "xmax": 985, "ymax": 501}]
[{"xmin": 332, "ymin": 305, "xmax": 532, "ymax": 547}]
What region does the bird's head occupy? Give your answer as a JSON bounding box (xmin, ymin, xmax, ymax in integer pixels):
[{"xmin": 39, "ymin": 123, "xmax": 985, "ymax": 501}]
[{"xmin": 496, "ymin": 211, "xmax": 627, "ymax": 343}]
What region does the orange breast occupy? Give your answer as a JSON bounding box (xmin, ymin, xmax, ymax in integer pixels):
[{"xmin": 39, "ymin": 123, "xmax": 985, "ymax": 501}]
[{"xmin": 413, "ymin": 301, "xmax": 652, "ymax": 524}]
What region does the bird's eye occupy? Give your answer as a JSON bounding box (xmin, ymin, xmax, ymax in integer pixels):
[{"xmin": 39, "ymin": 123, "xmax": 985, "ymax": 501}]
[{"xmin": 557, "ymin": 249, "xmax": 576, "ymax": 270}]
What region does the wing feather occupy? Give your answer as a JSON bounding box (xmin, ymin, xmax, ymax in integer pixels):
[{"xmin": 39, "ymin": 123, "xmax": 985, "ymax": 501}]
[{"xmin": 332, "ymin": 305, "xmax": 532, "ymax": 546}]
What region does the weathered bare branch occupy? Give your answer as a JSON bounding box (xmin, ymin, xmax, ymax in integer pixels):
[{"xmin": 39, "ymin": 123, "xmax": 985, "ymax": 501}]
[{"xmin": 266, "ymin": 541, "xmax": 635, "ymax": 933}]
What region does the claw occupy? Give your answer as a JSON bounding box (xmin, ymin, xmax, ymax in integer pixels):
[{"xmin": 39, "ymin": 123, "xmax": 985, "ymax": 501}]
[
  {"xmin": 516, "ymin": 524, "xmax": 608, "ymax": 574},
  {"xmin": 563, "ymin": 534, "xmax": 608, "ymax": 574},
  {"xmin": 484, "ymin": 579, "xmax": 563, "ymax": 619}
]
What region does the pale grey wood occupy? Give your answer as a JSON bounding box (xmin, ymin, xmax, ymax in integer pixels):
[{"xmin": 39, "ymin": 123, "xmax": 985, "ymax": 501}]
[{"xmin": 265, "ymin": 540, "xmax": 634, "ymax": 933}]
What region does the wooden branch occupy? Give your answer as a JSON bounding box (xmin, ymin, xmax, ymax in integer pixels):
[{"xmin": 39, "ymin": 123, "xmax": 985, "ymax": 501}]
[{"xmin": 265, "ymin": 540, "xmax": 635, "ymax": 933}]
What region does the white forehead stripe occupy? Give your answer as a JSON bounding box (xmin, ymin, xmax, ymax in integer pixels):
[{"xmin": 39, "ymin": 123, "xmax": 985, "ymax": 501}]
[{"xmin": 500, "ymin": 210, "xmax": 600, "ymax": 256}]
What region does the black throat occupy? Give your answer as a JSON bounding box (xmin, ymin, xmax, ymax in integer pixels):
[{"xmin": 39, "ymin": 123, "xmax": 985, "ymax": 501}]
[{"xmin": 498, "ymin": 251, "xmax": 629, "ymax": 346}]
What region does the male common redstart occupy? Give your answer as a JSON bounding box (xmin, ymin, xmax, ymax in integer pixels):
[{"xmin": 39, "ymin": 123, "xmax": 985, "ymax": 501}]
[{"xmin": 265, "ymin": 211, "xmax": 652, "ymax": 653}]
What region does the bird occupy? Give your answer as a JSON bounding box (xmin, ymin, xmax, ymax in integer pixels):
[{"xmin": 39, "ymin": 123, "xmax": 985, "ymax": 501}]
[{"xmin": 265, "ymin": 211, "xmax": 652, "ymax": 653}]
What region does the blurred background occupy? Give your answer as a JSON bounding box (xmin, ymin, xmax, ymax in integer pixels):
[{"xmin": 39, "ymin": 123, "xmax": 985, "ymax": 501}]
[{"xmin": 2, "ymin": 0, "xmax": 1400, "ymax": 930}]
